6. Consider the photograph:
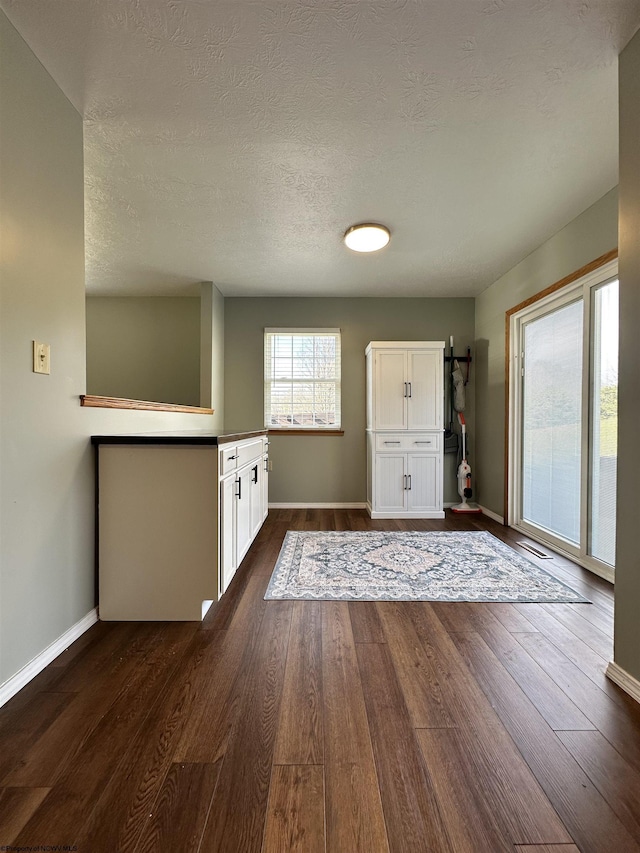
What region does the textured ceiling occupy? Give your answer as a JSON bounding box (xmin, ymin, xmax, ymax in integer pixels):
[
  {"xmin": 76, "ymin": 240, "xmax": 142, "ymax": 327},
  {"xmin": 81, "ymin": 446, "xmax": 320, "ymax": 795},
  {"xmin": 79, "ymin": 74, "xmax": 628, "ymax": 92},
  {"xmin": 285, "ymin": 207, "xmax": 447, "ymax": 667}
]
[{"xmin": 3, "ymin": 0, "xmax": 640, "ymax": 297}]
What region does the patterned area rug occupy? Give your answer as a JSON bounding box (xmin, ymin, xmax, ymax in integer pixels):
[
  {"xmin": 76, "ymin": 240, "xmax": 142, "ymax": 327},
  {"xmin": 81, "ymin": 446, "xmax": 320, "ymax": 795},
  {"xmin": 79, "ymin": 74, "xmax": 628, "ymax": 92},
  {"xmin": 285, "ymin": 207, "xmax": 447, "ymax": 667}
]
[{"xmin": 264, "ymin": 530, "xmax": 588, "ymax": 602}]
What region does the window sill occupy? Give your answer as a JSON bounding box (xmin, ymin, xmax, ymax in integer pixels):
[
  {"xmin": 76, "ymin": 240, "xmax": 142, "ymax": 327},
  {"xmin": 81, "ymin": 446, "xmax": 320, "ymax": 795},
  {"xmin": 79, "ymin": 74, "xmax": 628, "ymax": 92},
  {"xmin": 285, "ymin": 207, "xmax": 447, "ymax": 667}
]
[
  {"xmin": 268, "ymin": 429, "xmax": 344, "ymax": 436},
  {"xmin": 80, "ymin": 395, "xmax": 214, "ymax": 415}
]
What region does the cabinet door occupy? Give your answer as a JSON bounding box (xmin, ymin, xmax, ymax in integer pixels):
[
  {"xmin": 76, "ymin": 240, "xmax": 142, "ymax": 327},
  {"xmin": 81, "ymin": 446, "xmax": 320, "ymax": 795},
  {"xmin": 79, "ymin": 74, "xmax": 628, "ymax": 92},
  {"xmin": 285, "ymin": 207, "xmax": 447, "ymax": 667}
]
[
  {"xmin": 374, "ymin": 350, "xmax": 407, "ymax": 430},
  {"xmin": 220, "ymin": 474, "xmax": 237, "ymax": 594},
  {"xmin": 374, "ymin": 454, "xmax": 407, "ymax": 513},
  {"xmin": 261, "ymin": 454, "xmax": 269, "ymax": 521},
  {"xmin": 249, "ymin": 462, "xmax": 262, "ymax": 538},
  {"xmin": 407, "ymin": 454, "xmax": 441, "ymax": 513},
  {"xmin": 407, "ymin": 349, "xmax": 442, "ymax": 430},
  {"xmin": 235, "ymin": 465, "xmax": 253, "ymax": 567}
]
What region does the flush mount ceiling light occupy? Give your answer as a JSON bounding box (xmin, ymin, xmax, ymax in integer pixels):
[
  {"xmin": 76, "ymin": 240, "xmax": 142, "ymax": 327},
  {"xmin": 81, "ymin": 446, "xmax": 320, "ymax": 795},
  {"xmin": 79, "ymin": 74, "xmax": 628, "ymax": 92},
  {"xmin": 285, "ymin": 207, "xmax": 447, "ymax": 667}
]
[{"xmin": 343, "ymin": 223, "xmax": 390, "ymax": 253}]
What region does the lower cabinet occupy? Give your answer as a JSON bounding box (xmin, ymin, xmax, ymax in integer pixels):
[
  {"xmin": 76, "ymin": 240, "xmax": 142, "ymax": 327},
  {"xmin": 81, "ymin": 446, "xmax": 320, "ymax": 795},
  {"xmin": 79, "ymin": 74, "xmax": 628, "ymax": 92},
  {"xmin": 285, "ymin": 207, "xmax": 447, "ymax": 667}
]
[
  {"xmin": 220, "ymin": 448, "xmax": 269, "ymax": 595},
  {"xmin": 96, "ymin": 432, "xmax": 269, "ymax": 621},
  {"xmin": 367, "ymin": 431, "xmax": 444, "ymax": 519}
]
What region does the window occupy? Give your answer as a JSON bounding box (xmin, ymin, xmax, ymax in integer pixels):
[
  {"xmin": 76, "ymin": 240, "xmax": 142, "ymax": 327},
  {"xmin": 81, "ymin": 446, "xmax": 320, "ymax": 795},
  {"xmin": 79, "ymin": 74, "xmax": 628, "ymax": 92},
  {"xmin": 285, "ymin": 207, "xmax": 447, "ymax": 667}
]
[
  {"xmin": 264, "ymin": 329, "xmax": 341, "ymax": 429},
  {"xmin": 508, "ymin": 257, "xmax": 618, "ymax": 582}
]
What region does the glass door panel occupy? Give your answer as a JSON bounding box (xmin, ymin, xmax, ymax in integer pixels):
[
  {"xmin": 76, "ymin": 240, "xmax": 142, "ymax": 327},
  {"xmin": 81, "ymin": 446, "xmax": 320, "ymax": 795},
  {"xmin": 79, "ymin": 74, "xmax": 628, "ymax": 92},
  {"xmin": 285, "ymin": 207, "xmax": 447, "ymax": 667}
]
[
  {"xmin": 522, "ymin": 301, "xmax": 583, "ymax": 545},
  {"xmin": 589, "ymin": 280, "xmax": 619, "ymax": 567}
]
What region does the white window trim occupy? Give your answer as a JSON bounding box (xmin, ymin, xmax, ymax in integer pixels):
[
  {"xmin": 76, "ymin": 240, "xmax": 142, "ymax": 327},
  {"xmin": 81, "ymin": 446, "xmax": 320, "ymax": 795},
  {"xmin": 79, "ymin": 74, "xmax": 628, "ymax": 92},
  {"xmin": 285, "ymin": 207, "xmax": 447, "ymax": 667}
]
[
  {"xmin": 507, "ymin": 258, "xmax": 618, "ymax": 583},
  {"xmin": 264, "ymin": 328, "xmax": 342, "ymax": 430}
]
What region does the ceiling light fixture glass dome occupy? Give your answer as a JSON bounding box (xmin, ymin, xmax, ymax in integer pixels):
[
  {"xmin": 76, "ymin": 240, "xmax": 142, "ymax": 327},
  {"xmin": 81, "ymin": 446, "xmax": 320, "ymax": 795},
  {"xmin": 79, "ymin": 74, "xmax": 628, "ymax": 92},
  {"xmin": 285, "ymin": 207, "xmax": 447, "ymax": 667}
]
[{"xmin": 343, "ymin": 223, "xmax": 390, "ymax": 253}]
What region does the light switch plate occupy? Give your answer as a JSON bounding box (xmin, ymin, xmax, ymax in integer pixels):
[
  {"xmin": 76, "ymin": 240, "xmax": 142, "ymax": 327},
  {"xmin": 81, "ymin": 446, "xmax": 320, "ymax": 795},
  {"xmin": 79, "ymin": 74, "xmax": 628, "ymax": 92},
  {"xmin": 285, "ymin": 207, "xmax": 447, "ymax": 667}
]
[{"xmin": 33, "ymin": 341, "xmax": 50, "ymax": 374}]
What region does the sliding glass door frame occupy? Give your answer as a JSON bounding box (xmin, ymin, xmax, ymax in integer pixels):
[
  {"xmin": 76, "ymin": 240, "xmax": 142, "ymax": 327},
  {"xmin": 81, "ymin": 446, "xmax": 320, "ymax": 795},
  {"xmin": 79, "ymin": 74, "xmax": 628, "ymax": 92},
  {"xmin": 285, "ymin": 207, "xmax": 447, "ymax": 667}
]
[{"xmin": 507, "ymin": 257, "xmax": 618, "ymax": 583}]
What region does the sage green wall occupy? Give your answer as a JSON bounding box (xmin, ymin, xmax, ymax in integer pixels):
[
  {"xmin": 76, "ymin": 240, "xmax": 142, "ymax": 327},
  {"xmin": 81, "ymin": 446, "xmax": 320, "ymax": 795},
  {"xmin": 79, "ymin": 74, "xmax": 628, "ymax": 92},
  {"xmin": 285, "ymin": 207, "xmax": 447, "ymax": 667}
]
[
  {"xmin": 86, "ymin": 296, "xmax": 201, "ymax": 406},
  {"xmin": 224, "ymin": 298, "xmax": 475, "ymax": 504},
  {"xmin": 200, "ymin": 282, "xmax": 225, "ymax": 414},
  {"xmin": 474, "ymin": 188, "xmax": 618, "ymax": 517},
  {"xmin": 0, "ymin": 11, "xmax": 219, "ymax": 691},
  {"xmin": 613, "ymin": 28, "xmax": 640, "ymax": 681}
]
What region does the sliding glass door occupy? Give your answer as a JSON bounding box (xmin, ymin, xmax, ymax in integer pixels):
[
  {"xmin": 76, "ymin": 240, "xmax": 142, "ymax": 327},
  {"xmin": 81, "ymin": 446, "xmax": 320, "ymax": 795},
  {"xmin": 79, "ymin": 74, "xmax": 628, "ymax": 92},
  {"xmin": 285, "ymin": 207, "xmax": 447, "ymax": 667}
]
[
  {"xmin": 522, "ymin": 300, "xmax": 583, "ymax": 546},
  {"xmin": 589, "ymin": 280, "xmax": 619, "ymax": 567},
  {"xmin": 509, "ymin": 259, "xmax": 618, "ymax": 581}
]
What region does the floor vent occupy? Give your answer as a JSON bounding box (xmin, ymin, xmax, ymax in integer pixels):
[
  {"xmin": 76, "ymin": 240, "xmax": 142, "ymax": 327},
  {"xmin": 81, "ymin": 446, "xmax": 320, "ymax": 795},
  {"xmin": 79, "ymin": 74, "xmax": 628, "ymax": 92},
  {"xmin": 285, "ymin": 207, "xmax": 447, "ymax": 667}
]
[{"xmin": 517, "ymin": 541, "xmax": 554, "ymax": 559}]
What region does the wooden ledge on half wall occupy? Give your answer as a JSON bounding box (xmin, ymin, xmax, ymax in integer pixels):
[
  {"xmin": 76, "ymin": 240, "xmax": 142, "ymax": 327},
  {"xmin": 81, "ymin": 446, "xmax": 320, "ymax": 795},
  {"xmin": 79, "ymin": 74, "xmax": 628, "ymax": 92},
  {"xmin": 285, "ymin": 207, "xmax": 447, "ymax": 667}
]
[{"xmin": 80, "ymin": 395, "xmax": 214, "ymax": 415}]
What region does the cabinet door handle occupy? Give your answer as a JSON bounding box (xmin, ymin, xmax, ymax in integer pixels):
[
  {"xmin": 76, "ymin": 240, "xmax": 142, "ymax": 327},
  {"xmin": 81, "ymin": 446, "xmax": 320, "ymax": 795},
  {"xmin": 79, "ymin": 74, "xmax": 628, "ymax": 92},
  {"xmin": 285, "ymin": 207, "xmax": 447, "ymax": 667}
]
[
  {"xmin": 264, "ymin": 458, "xmax": 269, "ymax": 471},
  {"xmin": 403, "ymin": 382, "xmax": 408, "ymax": 398},
  {"xmin": 252, "ymin": 465, "xmax": 258, "ymax": 484},
  {"xmin": 403, "ymin": 474, "xmax": 407, "ymax": 490},
  {"xmin": 235, "ymin": 478, "xmax": 242, "ymax": 499},
  {"xmin": 407, "ymin": 474, "xmax": 412, "ymax": 490},
  {"xmin": 407, "ymin": 382, "xmax": 412, "ymax": 398}
]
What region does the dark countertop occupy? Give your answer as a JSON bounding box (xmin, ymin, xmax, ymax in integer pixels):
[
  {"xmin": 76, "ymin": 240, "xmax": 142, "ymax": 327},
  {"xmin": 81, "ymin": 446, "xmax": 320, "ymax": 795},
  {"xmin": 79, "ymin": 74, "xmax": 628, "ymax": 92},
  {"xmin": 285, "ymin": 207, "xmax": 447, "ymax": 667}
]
[{"xmin": 91, "ymin": 429, "xmax": 267, "ymax": 446}]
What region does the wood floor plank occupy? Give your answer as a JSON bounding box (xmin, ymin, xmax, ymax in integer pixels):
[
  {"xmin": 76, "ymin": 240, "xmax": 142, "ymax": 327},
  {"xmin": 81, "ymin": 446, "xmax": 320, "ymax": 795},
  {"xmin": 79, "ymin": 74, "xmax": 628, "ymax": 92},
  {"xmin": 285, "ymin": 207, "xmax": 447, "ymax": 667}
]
[
  {"xmin": 375, "ymin": 601, "xmax": 457, "ymax": 729},
  {"xmin": 322, "ymin": 601, "xmax": 390, "ymax": 853},
  {"xmin": 355, "ymin": 641, "xmax": 454, "ymax": 852},
  {"xmin": 402, "ymin": 603, "xmax": 573, "ymax": 845},
  {"xmin": 453, "ymin": 631, "xmax": 640, "ymax": 853},
  {"xmin": 558, "ymin": 729, "xmax": 640, "ymax": 845},
  {"xmin": 415, "ymin": 729, "xmax": 513, "ymax": 853},
  {"xmin": 73, "ymin": 630, "xmax": 223, "ymax": 853},
  {"xmin": 14, "ymin": 623, "xmax": 196, "ymax": 847},
  {"xmin": 514, "ymin": 846, "xmax": 581, "ymax": 852},
  {"xmin": 433, "ymin": 602, "xmax": 595, "ymax": 731},
  {"xmin": 262, "ymin": 764, "xmax": 325, "ymax": 853},
  {"xmin": 540, "ymin": 602, "xmax": 613, "ymax": 659},
  {"xmin": 0, "ymin": 787, "xmax": 50, "ymax": 843},
  {"xmin": 486, "ymin": 602, "xmax": 539, "ymax": 633},
  {"xmin": 516, "ymin": 631, "xmax": 640, "ymax": 774},
  {"xmin": 175, "ymin": 569, "xmax": 269, "ymax": 763},
  {"xmin": 198, "ymin": 602, "xmax": 292, "ymax": 853},
  {"xmin": 349, "ymin": 601, "xmax": 386, "ymax": 644},
  {"xmin": 47, "ymin": 621, "xmax": 145, "ymax": 692},
  {"xmin": 513, "ymin": 603, "xmax": 626, "ymax": 706},
  {"xmin": 333, "ymin": 509, "xmax": 353, "ymax": 530},
  {"xmin": 49, "ymin": 619, "xmax": 113, "ymax": 668},
  {"xmin": 566, "ymin": 601, "xmax": 613, "ymax": 634},
  {"xmin": 273, "ymin": 601, "xmax": 323, "ymax": 765},
  {"xmin": 0, "ymin": 692, "xmax": 73, "ymax": 783},
  {"xmin": 5, "ymin": 624, "xmax": 167, "ymax": 787},
  {"xmin": 134, "ymin": 762, "xmax": 221, "ymax": 853}
]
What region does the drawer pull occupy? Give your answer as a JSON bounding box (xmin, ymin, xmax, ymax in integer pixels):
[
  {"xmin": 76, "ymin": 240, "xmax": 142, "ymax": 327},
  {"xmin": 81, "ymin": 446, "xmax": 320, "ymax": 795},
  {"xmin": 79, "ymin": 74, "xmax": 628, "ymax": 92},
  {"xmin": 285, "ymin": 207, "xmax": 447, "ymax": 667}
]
[
  {"xmin": 384, "ymin": 441, "xmax": 401, "ymax": 445},
  {"xmin": 414, "ymin": 441, "xmax": 432, "ymax": 445},
  {"xmin": 228, "ymin": 454, "xmax": 238, "ymax": 460}
]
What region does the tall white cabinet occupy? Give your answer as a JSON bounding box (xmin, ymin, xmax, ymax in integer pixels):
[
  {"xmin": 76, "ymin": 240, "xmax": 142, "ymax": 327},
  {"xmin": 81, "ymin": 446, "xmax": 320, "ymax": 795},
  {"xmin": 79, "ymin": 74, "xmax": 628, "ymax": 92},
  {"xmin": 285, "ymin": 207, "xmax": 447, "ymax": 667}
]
[{"xmin": 366, "ymin": 341, "xmax": 445, "ymax": 519}]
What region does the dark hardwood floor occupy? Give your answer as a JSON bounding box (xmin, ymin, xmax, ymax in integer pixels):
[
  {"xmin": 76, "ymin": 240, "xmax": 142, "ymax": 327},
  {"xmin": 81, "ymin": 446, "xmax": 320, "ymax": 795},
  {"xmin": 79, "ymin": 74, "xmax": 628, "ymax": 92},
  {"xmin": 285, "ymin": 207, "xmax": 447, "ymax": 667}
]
[{"xmin": 1, "ymin": 509, "xmax": 639, "ymax": 852}]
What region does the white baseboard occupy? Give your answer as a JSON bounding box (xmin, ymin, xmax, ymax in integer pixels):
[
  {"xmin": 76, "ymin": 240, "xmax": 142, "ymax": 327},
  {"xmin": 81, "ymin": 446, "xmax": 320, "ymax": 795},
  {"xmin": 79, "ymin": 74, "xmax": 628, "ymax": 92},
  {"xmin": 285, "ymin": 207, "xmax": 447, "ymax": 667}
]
[
  {"xmin": 269, "ymin": 502, "xmax": 367, "ymax": 509},
  {"xmin": 478, "ymin": 505, "xmax": 505, "ymax": 524},
  {"xmin": 0, "ymin": 608, "xmax": 98, "ymax": 708},
  {"xmin": 606, "ymin": 661, "xmax": 640, "ymax": 705}
]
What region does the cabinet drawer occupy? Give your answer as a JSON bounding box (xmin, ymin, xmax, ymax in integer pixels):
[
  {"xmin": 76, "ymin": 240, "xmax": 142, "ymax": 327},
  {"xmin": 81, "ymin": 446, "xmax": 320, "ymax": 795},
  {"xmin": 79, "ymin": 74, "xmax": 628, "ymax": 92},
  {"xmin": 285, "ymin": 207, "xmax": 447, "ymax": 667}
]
[
  {"xmin": 220, "ymin": 445, "xmax": 240, "ymax": 474},
  {"xmin": 236, "ymin": 438, "xmax": 264, "ymax": 467},
  {"xmin": 375, "ymin": 432, "xmax": 441, "ymax": 452},
  {"xmin": 220, "ymin": 437, "xmax": 265, "ymax": 475}
]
